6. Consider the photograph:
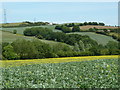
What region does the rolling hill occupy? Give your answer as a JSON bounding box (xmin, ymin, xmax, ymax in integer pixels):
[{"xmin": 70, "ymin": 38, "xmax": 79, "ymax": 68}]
[
  {"xmin": 0, "ymin": 25, "xmax": 61, "ymax": 34},
  {"xmin": 0, "ymin": 31, "xmax": 73, "ymax": 48},
  {"xmin": 0, "ymin": 24, "xmax": 118, "ymax": 46},
  {"xmin": 68, "ymin": 32, "xmax": 118, "ymax": 45}
]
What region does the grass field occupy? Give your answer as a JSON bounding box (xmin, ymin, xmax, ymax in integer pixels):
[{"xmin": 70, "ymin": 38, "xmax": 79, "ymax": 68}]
[
  {"xmin": 1, "ymin": 25, "xmax": 61, "ymax": 34},
  {"xmin": 1, "ymin": 55, "xmax": 119, "ymax": 88},
  {"xmin": 0, "ymin": 31, "xmax": 33, "ymax": 43},
  {"xmin": 68, "ymin": 32, "xmax": 118, "ymax": 45},
  {"xmin": 0, "ymin": 31, "xmax": 72, "ymax": 49}
]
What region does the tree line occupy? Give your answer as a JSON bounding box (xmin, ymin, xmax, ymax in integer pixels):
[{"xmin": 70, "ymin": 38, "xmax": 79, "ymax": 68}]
[
  {"xmin": 62, "ymin": 22, "xmax": 105, "ymax": 27},
  {"xmin": 55, "ymin": 25, "xmax": 80, "ymax": 33},
  {"xmin": 2, "ymin": 21, "xmax": 52, "ymax": 28},
  {"xmin": 2, "ymin": 39, "xmax": 119, "ymax": 60},
  {"xmin": 1, "ymin": 26, "xmax": 119, "ymax": 60},
  {"xmin": 23, "ymin": 27, "xmax": 97, "ymax": 46}
]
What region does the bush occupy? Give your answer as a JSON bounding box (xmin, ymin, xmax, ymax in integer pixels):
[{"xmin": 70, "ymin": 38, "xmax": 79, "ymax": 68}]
[
  {"xmin": 100, "ymin": 49, "xmax": 109, "ymax": 55},
  {"xmin": 72, "ymin": 25, "xmax": 80, "ymax": 32},
  {"xmin": 3, "ymin": 44, "xmax": 20, "ymax": 60},
  {"xmin": 45, "ymin": 52, "xmax": 58, "ymax": 58},
  {"xmin": 78, "ymin": 51, "xmax": 94, "ymax": 56},
  {"xmin": 89, "ymin": 28, "xmax": 95, "ymax": 32},
  {"xmin": 55, "ymin": 25, "xmax": 62, "ymax": 30},
  {"xmin": 13, "ymin": 30, "xmax": 17, "ymax": 34},
  {"xmin": 61, "ymin": 26, "xmax": 72, "ymax": 33}
]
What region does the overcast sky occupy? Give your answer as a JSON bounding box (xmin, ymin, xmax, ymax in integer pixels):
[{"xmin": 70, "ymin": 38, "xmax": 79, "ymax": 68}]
[{"xmin": 1, "ymin": 2, "xmax": 118, "ymax": 26}]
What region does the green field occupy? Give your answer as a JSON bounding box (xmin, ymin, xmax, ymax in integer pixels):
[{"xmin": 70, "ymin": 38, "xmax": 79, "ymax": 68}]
[
  {"xmin": 0, "ymin": 31, "xmax": 72, "ymax": 49},
  {"xmin": 68, "ymin": 32, "xmax": 118, "ymax": 45},
  {"xmin": 1, "ymin": 58, "xmax": 119, "ymax": 88},
  {"xmin": 0, "ymin": 31, "xmax": 33, "ymax": 43},
  {"xmin": 1, "ymin": 25, "xmax": 61, "ymax": 34},
  {"xmin": 1, "ymin": 25, "xmax": 118, "ymax": 46}
]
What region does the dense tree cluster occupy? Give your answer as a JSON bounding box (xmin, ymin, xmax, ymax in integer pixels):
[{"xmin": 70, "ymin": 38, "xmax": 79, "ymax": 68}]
[
  {"xmin": 23, "ymin": 27, "xmax": 96, "ymax": 46},
  {"xmin": 2, "ymin": 40, "xmax": 119, "ymax": 60},
  {"xmin": 2, "ymin": 39, "xmax": 74, "ymax": 60},
  {"xmin": 55, "ymin": 25, "xmax": 80, "ymax": 33}
]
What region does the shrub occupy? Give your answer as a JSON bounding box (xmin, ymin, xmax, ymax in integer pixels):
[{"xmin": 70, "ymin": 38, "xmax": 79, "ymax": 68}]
[
  {"xmin": 3, "ymin": 44, "xmax": 20, "ymax": 60},
  {"xmin": 13, "ymin": 30, "xmax": 17, "ymax": 34},
  {"xmin": 72, "ymin": 25, "xmax": 80, "ymax": 32}
]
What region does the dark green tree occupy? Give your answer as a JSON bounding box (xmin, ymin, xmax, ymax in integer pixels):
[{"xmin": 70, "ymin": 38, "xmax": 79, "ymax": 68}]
[
  {"xmin": 3, "ymin": 44, "xmax": 20, "ymax": 60},
  {"xmin": 72, "ymin": 25, "xmax": 80, "ymax": 32},
  {"xmin": 13, "ymin": 30, "xmax": 17, "ymax": 34},
  {"xmin": 62, "ymin": 26, "xmax": 72, "ymax": 33},
  {"xmin": 12, "ymin": 39, "xmax": 37, "ymax": 59}
]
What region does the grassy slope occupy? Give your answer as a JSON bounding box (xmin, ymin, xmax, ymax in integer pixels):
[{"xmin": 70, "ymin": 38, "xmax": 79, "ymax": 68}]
[
  {"xmin": 0, "ymin": 31, "xmax": 72, "ymax": 48},
  {"xmin": 68, "ymin": 32, "xmax": 118, "ymax": 45},
  {"xmin": 1, "ymin": 25, "xmax": 118, "ymax": 45},
  {"xmin": 1, "ymin": 25, "xmax": 61, "ymax": 34},
  {"xmin": 0, "ymin": 31, "xmax": 33, "ymax": 43}
]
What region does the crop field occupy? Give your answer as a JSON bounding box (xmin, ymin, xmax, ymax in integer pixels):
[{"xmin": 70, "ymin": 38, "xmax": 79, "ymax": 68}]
[
  {"xmin": 68, "ymin": 32, "xmax": 118, "ymax": 45},
  {"xmin": 80, "ymin": 25, "xmax": 117, "ymax": 30},
  {"xmin": 69, "ymin": 25, "xmax": 117, "ymax": 31},
  {"xmin": 0, "ymin": 55, "xmax": 119, "ymax": 88}
]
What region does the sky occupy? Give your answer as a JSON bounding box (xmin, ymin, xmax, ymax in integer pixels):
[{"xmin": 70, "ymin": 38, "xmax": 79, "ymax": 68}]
[{"xmin": 1, "ymin": 2, "xmax": 118, "ymax": 26}]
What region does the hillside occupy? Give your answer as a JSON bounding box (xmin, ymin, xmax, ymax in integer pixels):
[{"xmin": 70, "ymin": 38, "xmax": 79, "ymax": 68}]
[
  {"xmin": 1, "ymin": 25, "xmax": 118, "ymax": 46},
  {"xmin": 0, "ymin": 31, "xmax": 72, "ymax": 48},
  {"xmin": 0, "ymin": 31, "xmax": 33, "ymax": 43},
  {"xmin": 1, "ymin": 25, "xmax": 61, "ymax": 34},
  {"xmin": 68, "ymin": 32, "xmax": 118, "ymax": 45}
]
